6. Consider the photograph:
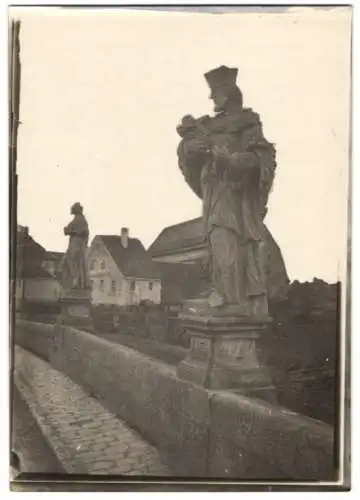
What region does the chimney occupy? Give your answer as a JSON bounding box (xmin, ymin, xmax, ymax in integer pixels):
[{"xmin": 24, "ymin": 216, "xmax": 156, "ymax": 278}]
[
  {"xmin": 18, "ymin": 225, "xmax": 29, "ymax": 236},
  {"xmin": 121, "ymin": 227, "xmax": 129, "ymax": 249}
]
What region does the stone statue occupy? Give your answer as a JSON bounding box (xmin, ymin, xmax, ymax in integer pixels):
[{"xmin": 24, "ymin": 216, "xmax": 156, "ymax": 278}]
[
  {"xmin": 61, "ymin": 202, "xmax": 89, "ymax": 294},
  {"xmin": 177, "ymin": 65, "xmax": 277, "ymax": 317}
]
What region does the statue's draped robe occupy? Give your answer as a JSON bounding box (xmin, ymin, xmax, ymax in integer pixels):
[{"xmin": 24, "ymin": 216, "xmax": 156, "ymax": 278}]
[
  {"xmin": 177, "ymin": 108, "xmax": 278, "ymax": 308},
  {"xmin": 61, "ymin": 213, "xmax": 89, "ymax": 291}
]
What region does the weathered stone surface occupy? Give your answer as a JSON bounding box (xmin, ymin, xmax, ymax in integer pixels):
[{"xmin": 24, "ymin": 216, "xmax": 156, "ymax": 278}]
[
  {"xmin": 177, "ymin": 66, "xmax": 277, "ymax": 316},
  {"xmin": 60, "ymin": 202, "xmax": 89, "ymax": 293},
  {"xmin": 57, "ymin": 292, "xmax": 93, "ymax": 330},
  {"xmin": 14, "ymin": 320, "xmax": 336, "ymax": 480},
  {"xmin": 208, "ymin": 391, "xmax": 335, "ymax": 480},
  {"xmin": 14, "ymin": 320, "xmax": 54, "ymax": 361},
  {"xmin": 50, "ymin": 326, "xmax": 210, "ymax": 476},
  {"xmin": 177, "ymin": 313, "xmax": 276, "ymax": 402}
]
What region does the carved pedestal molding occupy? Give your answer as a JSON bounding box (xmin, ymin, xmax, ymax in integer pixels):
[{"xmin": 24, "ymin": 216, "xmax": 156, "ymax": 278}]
[
  {"xmin": 57, "ymin": 289, "xmax": 92, "ymax": 330},
  {"xmin": 177, "ymin": 311, "xmax": 277, "ymax": 403}
]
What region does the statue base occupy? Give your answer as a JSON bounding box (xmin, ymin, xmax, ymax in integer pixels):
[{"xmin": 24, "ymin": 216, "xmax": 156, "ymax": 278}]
[
  {"xmin": 57, "ymin": 289, "xmax": 92, "ymax": 331},
  {"xmin": 177, "ymin": 308, "xmax": 277, "ymax": 404}
]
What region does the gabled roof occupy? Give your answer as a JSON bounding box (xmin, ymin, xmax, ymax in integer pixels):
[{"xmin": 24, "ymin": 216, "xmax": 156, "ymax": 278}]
[
  {"xmin": 16, "ymin": 230, "xmax": 47, "ymax": 261},
  {"xmin": 97, "ymin": 235, "xmax": 162, "ymax": 279},
  {"xmin": 19, "ymin": 264, "xmax": 54, "ymax": 279},
  {"xmin": 148, "ymin": 216, "xmax": 290, "ymax": 301},
  {"xmin": 45, "ymin": 251, "xmax": 64, "ymax": 261},
  {"xmin": 148, "ymin": 217, "xmax": 205, "ymax": 257}
]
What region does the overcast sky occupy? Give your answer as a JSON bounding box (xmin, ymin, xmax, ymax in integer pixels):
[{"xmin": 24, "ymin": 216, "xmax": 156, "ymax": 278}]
[{"xmin": 14, "ymin": 7, "xmax": 351, "ymax": 282}]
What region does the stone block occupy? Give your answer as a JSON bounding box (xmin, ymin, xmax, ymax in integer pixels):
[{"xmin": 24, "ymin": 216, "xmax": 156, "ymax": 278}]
[
  {"xmin": 177, "ymin": 313, "xmax": 276, "ymax": 402},
  {"xmin": 57, "ymin": 291, "xmax": 92, "ymax": 331},
  {"xmin": 208, "ymin": 391, "xmax": 335, "ymax": 480}
]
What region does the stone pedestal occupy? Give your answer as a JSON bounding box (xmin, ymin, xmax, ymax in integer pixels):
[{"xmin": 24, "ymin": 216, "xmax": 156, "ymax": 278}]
[
  {"xmin": 57, "ymin": 289, "xmax": 92, "ymax": 331},
  {"xmin": 177, "ymin": 310, "xmax": 277, "ymax": 403}
]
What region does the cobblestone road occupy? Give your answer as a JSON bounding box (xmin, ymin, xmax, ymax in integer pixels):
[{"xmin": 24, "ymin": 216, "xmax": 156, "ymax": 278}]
[
  {"xmin": 14, "ymin": 346, "xmax": 171, "ymax": 476},
  {"xmin": 12, "ymin": 384, "xmax": 65, "ymax": 475}
]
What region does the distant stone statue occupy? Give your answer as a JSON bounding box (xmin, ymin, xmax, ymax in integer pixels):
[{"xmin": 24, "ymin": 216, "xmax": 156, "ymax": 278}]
[
  {"xmin": 177, "ymin": 65, "xmax": 277, "ymax": 317},
  {"xmin": 61, "ymin": 202, "xmax": 89, "ymax": 293}
]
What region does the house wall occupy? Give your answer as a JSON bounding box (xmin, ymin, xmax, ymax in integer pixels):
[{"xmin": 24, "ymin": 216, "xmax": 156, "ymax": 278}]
[
  {"xmin": 24, "ymin": 278, "xmax": 61, "ymax": 302},
  {"xmin": 91, "ymin": 276, "xmax": 161, "ymax": 306},
  {"xmin": 88, "ymin": 236, "xmax": 122, "ymax": 306},
  {"xmin": 88, "ymin": 236, "xmax": 161, "ymax": 307},
  {"xmin": 126, "ymin": 278, "xmax": 161, "ymax": 305}
]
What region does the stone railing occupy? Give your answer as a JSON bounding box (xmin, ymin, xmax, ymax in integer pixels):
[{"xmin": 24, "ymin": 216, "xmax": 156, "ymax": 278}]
[{"xmin": 14, "ymin": 320, "xmax": 336, "ymax": 480}]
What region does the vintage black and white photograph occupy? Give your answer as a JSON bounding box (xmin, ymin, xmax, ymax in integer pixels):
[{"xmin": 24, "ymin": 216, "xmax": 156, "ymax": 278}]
[{"xmin": 9, "ymin": 5, "xmax": 351, "ymax": 491}]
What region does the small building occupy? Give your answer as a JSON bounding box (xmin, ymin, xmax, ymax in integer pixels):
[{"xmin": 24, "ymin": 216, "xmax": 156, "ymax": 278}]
[
  {"xmin": 149, "ymin": 218, "xmax": 205, "ymax": 264},
  {"xmin": 15, "ymin": 226, "xmax": 61, "ymax": 311},
  {"xmin": 88, "ymin": 228, "xmax": 162, "ymax": 307},
  {"xmin": 19, "ymin": 264, "xmax": 61, "ymax": 304},
  {"xmin": 148, "ymin": 217, "xmax": 289, "ymax": 302}
]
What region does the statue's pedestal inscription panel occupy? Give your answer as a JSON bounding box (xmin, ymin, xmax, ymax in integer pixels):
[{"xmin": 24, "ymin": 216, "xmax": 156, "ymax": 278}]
[
  {"xmin": 177, "ymin": 313, "xmax": 276, "ymax": 403},
  {"xmin": 58, "ymin": 291, "xmax": 92, "ymax": 330}
]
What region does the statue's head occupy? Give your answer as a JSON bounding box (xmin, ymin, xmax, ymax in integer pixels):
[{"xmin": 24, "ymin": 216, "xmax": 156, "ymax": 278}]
[
  {"xmin": 71, "ymin": 202, "xmax": 83, "ymax": 215},
  {"xmin": 204, "ymin": 65, "xmax": 243, "ymax": 113}
]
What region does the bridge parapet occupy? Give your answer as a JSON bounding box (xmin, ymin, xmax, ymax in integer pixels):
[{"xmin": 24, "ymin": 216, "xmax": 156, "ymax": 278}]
[{"xmin": 14, "ymin": 320, "xmax": 335, "ymax": 480}]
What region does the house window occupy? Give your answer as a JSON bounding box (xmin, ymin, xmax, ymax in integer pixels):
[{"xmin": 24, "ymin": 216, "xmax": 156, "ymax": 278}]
[
  {"xmin": 100, "ymin": 279, "xmax": 104, "ymax": 291},
  {"xmin": 100, "ymin": 260, "xmax": 106, "ymax": 271},
  {"xmin": 111, "ymin": 280, "xmax": 116, "ymax": 295},
  {"xmin": 149, "ymin": 281, "xmax": 153, "ymax": 290},
  {"xmin": 89, "ymin": 259, "xmax": 95, "ymax": 270},
  {"xmin": 130, "ymin": 280, "xmax": 135, "ymax": 292}
]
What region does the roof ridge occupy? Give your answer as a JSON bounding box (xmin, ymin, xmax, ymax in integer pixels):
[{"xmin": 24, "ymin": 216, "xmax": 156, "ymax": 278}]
[{"xmin": 161, "ymin": 217, "xmax": 202, "ymax": 231}]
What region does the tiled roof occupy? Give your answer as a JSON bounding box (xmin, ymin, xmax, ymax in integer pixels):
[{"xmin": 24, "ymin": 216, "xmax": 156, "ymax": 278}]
[
  {"xmin": 99, "ymin": 235, "xmax": 162, "ymax": 279},
  {"xmin": 16, "ymin": 231, "xmax": 47, "ymax": 261},
  {"xmin": 148, "ymin": 217, "xmax": 205, "ymax": 256},
  {"xmin": 148, "ymin": 217, "xmax": 290, "ymax": 300},
  {"xmin": 19, "ymin": 264, "xmax": 54, "ymax": 279}
]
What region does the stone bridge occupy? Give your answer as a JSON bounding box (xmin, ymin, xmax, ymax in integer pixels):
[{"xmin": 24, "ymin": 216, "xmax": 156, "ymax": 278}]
[{"xmin": 12, "ymin": 320, "xmax": 336, "ymax": 481}]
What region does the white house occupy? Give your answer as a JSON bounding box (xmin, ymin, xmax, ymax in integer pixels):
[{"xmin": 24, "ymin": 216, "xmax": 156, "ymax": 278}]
[{"xmin": 88, "ymin": 228, "xmax": 162, "ymax": 307}]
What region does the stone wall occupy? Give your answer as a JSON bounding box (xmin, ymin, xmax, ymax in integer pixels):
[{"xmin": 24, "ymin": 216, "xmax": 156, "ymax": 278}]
[{"xmin": 14, "ymin": 320, "xmax": 336, "ymax": 480}]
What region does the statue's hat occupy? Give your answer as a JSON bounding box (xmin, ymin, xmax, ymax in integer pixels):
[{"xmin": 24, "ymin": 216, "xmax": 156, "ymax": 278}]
[{"xmin": 204, "ymin": 65, "xmax": 238, "ymax": 90}]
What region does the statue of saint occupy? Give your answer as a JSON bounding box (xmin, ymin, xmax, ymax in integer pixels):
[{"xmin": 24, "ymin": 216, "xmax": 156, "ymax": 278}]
[
  {"xmin": 61, "ymin": 202, "xmax": 89, "ymax": 293},
  {"xmin": 177, "ymin": 66, "xmax": 277, "ymax": 317}
]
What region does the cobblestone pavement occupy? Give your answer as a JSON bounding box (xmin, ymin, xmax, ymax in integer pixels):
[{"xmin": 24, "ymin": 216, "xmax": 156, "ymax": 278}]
[
  {"xmin": 12, "ymin": 384, "xmax": 65, "ymax": 475},
  {"xmin": 14, "ymin": 346, "xmax": 171, "ymax": 476}
]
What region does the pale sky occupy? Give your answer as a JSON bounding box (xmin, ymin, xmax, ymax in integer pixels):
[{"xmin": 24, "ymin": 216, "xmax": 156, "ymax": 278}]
[{"xmin": 14, "ymin": 7, "xmax": 351, "ymax": 283}]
